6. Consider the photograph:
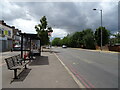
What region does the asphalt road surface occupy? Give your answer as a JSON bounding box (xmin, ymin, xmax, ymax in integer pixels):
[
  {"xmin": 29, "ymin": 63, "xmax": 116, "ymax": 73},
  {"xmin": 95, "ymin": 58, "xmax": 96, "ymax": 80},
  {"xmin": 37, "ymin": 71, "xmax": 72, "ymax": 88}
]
[{"xmin": 52, "ymin": 47, "xmax": 118, "ymax": 88}]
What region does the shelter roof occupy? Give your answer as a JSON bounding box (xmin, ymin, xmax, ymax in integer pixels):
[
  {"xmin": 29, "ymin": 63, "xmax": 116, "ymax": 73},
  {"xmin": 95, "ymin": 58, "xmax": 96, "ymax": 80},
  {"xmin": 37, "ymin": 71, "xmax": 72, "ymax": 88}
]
[{"xmin": 20, "ymin": 33, "xmax": 40, "ymax": 40}]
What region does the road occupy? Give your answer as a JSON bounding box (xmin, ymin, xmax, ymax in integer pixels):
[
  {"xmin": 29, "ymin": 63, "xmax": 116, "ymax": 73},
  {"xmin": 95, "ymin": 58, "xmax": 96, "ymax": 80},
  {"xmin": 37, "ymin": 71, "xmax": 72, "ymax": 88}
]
[{"xmin": 52, "ymin": 47, "xmax": 118, "ymax": 88}]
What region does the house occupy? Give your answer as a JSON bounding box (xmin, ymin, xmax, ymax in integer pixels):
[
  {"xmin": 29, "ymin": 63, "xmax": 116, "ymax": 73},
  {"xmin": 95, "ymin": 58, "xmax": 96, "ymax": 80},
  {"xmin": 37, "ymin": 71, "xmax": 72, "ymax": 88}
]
[
  {"xmin": 11, "ymin": 26, "xmax": 21, "ymax": 47},
  {"xmin": 0, "ymin": 20, "xmax": 21, "ymax": 52}
]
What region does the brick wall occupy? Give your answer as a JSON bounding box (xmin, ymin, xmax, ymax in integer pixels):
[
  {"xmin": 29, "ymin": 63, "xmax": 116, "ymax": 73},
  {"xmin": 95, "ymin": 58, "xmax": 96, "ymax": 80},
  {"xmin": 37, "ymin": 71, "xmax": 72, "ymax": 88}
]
[
  {"xmin": 96, "ymin": 45, "xmax": 120, "ymax": 52},
  {"xmin": 108, "ymin": 45, "xmax": 120, "ymax": 52}
]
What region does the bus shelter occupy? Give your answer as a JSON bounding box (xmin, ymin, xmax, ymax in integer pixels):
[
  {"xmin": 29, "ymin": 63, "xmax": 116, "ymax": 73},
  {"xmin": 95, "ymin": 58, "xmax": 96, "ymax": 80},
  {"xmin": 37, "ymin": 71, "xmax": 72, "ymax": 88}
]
[{"xmin": 20, "ymin": 33, "xmax": 41, "ymax": 59}]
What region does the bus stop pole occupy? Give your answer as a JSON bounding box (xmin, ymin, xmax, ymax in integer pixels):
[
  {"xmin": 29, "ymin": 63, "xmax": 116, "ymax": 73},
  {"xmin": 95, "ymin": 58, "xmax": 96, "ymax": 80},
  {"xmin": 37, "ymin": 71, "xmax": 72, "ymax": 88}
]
[{"xmin": 21, "ymin": 34, "xmax": 23, "ymax": 58}]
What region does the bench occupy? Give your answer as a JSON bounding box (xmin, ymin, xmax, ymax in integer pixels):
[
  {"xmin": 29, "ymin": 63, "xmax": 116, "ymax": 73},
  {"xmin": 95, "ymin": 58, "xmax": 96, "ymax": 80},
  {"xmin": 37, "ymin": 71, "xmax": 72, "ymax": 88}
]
[{"xmin": 5, "ymin": 54, "xmax": 29, "ymax": 79}]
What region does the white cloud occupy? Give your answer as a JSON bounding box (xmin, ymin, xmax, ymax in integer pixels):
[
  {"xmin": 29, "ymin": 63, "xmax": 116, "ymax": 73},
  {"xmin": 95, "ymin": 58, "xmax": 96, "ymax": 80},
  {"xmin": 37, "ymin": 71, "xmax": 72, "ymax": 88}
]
[
  {"xmin": 8, "ymin": 0, "xmax": 120, "ymax": 2},
  {"xmin": 52, "ymin": 28, "xmax": 68, "ymax": 38},
  {"xmin": 0, "ymin": 0, "xmax": 118, "ymax": 38},
  {"xmin": 1, "ymin": 0, "xmax": 27, "ymax": 21},
  {"xmin": 12, "ymin": 18, "xmax": 38, "ymax": 34}
]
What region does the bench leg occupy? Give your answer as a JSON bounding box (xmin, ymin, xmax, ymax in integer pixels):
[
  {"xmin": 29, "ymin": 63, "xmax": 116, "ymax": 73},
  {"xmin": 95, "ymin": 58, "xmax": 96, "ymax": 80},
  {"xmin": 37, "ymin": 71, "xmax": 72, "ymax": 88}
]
[
  {"xmin": 25, "ymin": 65, "xmax": 27, "ymax": 69},
  {"xmin": 14, "ymin": 69, "xmax": 18, "ymax": 79}
]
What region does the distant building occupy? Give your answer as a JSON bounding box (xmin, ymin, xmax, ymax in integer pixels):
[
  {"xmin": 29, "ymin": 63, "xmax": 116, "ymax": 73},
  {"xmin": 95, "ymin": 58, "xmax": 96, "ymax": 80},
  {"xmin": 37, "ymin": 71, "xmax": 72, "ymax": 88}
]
[
  {"xmin": 11, "ymin": 26, "xmax": 21, "ymax": 47},
  {"xmin": 0, "ymin": 20, "xmax": 21, "ymax": 52}
]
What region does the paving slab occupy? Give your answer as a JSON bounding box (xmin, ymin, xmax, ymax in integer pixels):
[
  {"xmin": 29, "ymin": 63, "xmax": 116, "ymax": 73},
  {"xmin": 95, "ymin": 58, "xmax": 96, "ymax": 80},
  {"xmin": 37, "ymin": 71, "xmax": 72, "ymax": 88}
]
[{"xmin": 2, "ymin": 51, "xmax": 79, "ymax": 88}]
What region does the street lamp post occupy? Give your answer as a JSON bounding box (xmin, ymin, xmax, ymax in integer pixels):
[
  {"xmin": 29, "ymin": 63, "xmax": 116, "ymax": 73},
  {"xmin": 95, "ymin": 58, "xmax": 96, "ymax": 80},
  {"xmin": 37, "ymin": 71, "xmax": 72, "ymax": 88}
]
[
  {"xmin": 93, "ymin": 9, "xmax": 103, "ymax": 51},
  {"xmin": 47, "ymin": 26, "xmax": 53, "ymax": 53}
]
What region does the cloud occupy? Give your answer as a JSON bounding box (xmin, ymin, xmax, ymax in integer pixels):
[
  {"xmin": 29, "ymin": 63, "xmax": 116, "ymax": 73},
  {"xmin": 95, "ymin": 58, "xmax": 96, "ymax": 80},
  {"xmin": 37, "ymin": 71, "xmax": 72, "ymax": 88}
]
[
  {"xmin": 52, "ymin": 28, "xmax": 68, "ymax": 38},
  {"xmin": 0, "ymin": 0, "xmax": 118, "ymax": 38},
  {"xmin": 11, "ymin": 18, "xmax": 38, "ymax": 33},
  {"xmin": 1, "ymin": 0, "xmax": 27, "ymax": 21}
]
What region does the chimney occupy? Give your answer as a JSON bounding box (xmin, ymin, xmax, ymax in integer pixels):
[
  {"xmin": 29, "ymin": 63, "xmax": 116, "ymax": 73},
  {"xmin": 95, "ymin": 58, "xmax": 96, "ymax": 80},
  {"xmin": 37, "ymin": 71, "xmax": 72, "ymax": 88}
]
[{"xmin": 11, "ymin": 26, "xmax": 15, "ymax": 29}]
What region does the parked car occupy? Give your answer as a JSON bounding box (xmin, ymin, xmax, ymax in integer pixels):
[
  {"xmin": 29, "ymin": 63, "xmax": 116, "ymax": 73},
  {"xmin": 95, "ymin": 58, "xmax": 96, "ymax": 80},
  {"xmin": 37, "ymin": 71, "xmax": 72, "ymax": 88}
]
[
  {"xmin": 62, "ymin": 45, "xmax": 67, "ymax": 48},
  {"xmin": 12, "ymin": 45, "xmax": 21, "ymax": 51}
]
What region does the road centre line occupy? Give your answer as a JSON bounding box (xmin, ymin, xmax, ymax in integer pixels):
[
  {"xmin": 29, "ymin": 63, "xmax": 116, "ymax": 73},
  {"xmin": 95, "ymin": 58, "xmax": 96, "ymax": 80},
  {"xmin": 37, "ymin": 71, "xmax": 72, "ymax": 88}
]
[{"xmin": 54, "ymin": 52, "xmax": 85, "ymax": 88}]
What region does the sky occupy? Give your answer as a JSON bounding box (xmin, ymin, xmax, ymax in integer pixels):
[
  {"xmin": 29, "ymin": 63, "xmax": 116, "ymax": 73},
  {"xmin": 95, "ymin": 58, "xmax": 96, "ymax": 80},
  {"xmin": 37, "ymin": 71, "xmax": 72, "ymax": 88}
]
[{"xmin": 0, "ymin": 0, "xmax": 119, "ymax": 38}]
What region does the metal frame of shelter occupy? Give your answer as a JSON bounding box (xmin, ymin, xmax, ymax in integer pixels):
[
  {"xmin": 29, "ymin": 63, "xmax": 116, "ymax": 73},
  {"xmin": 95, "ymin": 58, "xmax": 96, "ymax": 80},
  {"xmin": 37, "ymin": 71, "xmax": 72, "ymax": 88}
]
[{"xmin": 20, "ymin": 33, "xmax": 41, "ymax": 59}]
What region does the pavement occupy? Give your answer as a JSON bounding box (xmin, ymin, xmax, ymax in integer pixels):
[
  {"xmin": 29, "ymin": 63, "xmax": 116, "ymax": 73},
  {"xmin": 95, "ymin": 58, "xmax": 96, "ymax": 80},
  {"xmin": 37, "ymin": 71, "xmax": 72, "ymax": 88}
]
[
  {"xmin": 72, "ymin": 48, "xmax": 119, "ymax": 54},
  {"xmin": 2, "ymin": 50, "xmax": 80, "ymax": 88}
]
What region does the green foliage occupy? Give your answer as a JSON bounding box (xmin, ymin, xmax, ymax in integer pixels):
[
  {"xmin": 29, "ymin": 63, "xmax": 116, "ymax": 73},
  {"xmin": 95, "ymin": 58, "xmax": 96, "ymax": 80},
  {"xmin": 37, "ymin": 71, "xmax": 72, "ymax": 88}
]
[
  {"xmin": 40, "ymin": 16, "xmax": 47, "ymax": 30},
  {"xmin": 82, "ymin": 29, "xmax": 95, "ymax": 49},
  {"xmin": 52, "ymin": 29, "xmax": 95, "ymax": 49},
  {"xmin": 66, "ymin": 29, "xmax": 95, "ymax": 49},
  {"xmin": 47, "ymin": 26, "xmax": 53, "ymax": 32},
  {"xmin": 52, "ymin": 38, "xmax": 61, "ymax": 46},
  {"xmin": 40, "ymin": 30, "xmax": 49, "ymax": 45},
  {"xmin": 114, "ymin": 33, "xmax": 120, "ymax": 43},
  {"xmin": 69, "ymin": 32, "xmax": 83, "ymax": 47},
  {"xmin": 109, "ymin": 32, "xmax": 120, "ymax": 45},
  {"xmin": 95, "ymin": 27, "xmax": 110, "ymax": 46},
  {"xmin": 35, "ymin": 16, "xmax": 52, "ymax": 45},
  {"xmin": 61, "ymin": 35, "xmax": 71, "ymax": 46},
  {"xmin": 52, "ymin": 27, "xmax": 110, "ymax": 49}
]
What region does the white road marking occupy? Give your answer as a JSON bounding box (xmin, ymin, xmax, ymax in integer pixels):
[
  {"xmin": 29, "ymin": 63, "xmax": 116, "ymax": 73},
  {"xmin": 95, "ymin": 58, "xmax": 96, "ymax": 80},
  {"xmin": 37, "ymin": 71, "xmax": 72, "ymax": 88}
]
[{"xmin": 54, "ymin": 53, "xmax": 85, "ymax": 88}]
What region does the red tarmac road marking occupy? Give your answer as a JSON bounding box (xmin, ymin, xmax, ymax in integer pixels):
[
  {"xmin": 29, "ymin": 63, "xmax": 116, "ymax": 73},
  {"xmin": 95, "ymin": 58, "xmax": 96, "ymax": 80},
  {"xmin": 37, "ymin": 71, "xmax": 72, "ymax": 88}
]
[
  {"xmin": 67, "ymin": 64, "xmax": 95, "ymax": 88},
  {"xmin": 67, "ymin": 64, "xmax": 90, "ymax": 88},
  {"xmin": 77, "ymin": 70, "xmax": 95, "ymax": 88}
]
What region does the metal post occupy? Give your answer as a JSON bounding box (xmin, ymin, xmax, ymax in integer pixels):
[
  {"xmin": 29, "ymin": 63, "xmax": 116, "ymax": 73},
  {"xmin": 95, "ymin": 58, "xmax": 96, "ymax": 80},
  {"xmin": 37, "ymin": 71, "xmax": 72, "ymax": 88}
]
[
  {"xmin": 50, "ymin": 36, "xmax": 52, "ymax": 53},
  {"xmin": 39, "ymin": 39, "xmax": 41, "ymax": 56},
  {"xmin": 29, "ymin": 38, "xmax": 32, "ymax": 59},
  {"xmin": 21, "ymin": 34, "xmax": 23, "ymax": 58},
  {"xmin": 14, "ymin": 69, "xmax": 18, "ymax": 79},
  {"xmin": 100, "ymin": 10, "xmax": 102, "ymax": 51},
  {"xmin": 93, "ymin": 9, "xmax": 103, "ymax": 51}
]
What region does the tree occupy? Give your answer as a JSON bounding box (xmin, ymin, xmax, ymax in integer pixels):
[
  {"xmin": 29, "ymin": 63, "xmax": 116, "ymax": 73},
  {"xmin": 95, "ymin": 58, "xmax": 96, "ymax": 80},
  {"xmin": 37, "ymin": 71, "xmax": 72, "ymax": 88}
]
[
  {"xmin": 95, "ymin": 27, "xmax": 110, "ymax": 46},
  {"xmin": 82, "ymin": 29, "xmax": 95, "ymax": 49},
  {"xmin": 110, "ymin": 32, "xmax": 120, "ymax": 45},
  {"xmin": 61, "ymin": 35, "xmax": 70, "ymax": 46},
  {"xmin": 35, "ymin": 16, "xmax": 51, "ymax": 45},
  {"xmin": 69, "ymin": 32, "xmax": 84, "ymax": 48},
  {"xmin": 52, "ymin": 38, "xmax": 61, "ymax": 46},
  {"xmin": 113, "ymin": 32, "xmax": 120, "ymax": 43},
  {"xmin": 47, "ymin": 26, "xmax": 53, "ymax": 33}
]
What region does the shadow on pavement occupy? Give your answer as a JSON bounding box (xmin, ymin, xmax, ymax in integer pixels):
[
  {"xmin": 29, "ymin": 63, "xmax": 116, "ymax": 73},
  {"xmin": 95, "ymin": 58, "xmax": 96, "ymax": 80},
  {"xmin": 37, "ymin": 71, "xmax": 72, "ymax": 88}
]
[
  {"xmin": 42, "ymin": 50, "xmax": 60, "ymax": 53},
  {"xmin": 10, "ymin": 68, "xmax": 31, "ymax": 83},
  {"xmin": 29, "ymin": 56, "xmax": 49, "ymax": 66},
  {"xmin": 52, "ymin": 51, "xmax": 60, "ymax": 53},
  {"xmin": 42, "ymin": 49, "xmax": 60, "ymax": 54}
]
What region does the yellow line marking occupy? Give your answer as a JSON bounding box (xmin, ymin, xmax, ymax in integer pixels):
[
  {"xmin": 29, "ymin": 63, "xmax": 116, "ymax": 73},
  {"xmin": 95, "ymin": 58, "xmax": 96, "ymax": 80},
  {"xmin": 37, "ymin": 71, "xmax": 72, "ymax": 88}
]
[
  {"xmin": 54, "ymin": 53, "xmax": 85, "ymax": 88},
  {"xmin": 72, "ymin": 48, "xmax": 119, "ymax": 53}
]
